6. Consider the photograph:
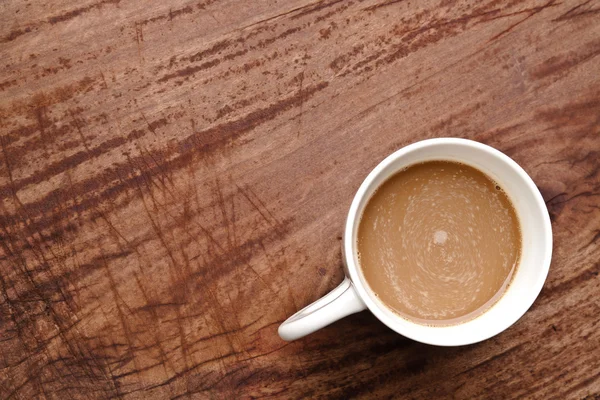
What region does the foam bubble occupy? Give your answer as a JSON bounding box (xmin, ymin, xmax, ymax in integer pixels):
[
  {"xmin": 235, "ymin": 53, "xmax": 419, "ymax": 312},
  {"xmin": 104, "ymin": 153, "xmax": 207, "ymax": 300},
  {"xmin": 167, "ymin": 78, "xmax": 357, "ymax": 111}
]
[{"xmin": 433, "ymin": 230, "xmax": 448, "ymax": 245}]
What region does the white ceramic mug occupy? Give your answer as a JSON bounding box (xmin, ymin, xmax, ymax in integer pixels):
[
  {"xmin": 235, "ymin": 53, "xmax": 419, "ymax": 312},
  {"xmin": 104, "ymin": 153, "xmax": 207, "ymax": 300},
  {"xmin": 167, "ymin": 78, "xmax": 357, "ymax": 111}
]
[{"xmin": 278, "ymin": 138, "xmax": 552, "ymax": 346}]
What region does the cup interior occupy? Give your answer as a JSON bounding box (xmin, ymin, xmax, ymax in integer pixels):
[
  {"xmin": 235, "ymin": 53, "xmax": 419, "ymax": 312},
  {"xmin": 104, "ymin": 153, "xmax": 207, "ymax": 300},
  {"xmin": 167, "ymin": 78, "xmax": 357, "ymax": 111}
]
[{"xmin": 344, "ymin": 138, "xmax": 552, "ymax": 346}]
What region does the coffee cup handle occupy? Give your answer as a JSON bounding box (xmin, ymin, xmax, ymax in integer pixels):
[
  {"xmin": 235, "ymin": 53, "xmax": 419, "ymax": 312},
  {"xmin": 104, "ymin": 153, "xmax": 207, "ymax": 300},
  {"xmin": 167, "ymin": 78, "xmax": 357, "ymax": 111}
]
[{"xmin": 278, "ymin": 277, "xmax": 366, "ymax": 341}]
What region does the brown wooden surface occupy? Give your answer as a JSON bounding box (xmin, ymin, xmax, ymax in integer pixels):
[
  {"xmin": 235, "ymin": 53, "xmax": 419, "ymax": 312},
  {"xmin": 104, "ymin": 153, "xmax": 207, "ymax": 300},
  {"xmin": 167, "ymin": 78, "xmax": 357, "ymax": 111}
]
[{"xmin": 1, "ymin": 0, "xmax": 599, "ymax": 398}]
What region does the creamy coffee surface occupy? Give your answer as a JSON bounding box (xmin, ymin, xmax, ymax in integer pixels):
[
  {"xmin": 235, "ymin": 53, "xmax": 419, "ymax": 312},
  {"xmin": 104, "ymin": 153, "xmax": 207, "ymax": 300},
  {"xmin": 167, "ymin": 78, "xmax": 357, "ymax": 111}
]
[{"xmin": 357, "ymin": 161, "xmax": 521, "ymax": 325}]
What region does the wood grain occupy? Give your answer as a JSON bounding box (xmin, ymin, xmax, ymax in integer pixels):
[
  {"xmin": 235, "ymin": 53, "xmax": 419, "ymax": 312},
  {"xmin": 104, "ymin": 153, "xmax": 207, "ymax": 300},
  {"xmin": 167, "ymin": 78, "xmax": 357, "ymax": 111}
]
[{"xmin": 1, "ymin": 0, "xmax": 599, "ymax": 398}]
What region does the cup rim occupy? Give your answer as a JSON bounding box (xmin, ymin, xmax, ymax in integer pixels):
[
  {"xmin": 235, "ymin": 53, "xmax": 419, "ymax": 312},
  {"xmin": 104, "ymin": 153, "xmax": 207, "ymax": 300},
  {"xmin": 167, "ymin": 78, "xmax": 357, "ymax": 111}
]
[{"xmin": 344, "ymin": 138, "xmax": 552, "ymax": 346}]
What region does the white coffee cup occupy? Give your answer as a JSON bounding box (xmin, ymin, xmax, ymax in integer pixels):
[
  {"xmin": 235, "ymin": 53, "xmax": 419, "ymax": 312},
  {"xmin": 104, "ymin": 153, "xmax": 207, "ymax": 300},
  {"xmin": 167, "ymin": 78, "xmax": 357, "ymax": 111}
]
[{"xmin": 279, "ymin": 138, "xmax": 552, "ymax": 346}]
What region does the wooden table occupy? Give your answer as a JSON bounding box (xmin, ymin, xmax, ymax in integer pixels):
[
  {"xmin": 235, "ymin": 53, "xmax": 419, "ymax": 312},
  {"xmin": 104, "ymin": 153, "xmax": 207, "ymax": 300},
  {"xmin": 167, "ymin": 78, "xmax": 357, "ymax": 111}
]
[{"xmin": 1, "ymin": 0, "xmax": 599, "ymax": 398}]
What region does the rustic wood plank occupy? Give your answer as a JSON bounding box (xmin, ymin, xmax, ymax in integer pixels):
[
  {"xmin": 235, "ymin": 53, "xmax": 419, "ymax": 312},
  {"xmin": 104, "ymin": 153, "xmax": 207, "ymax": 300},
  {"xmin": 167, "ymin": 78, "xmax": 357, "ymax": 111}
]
[{"xmin": 0, "ymin": 0, "xmax": 599, "ymax": 398}]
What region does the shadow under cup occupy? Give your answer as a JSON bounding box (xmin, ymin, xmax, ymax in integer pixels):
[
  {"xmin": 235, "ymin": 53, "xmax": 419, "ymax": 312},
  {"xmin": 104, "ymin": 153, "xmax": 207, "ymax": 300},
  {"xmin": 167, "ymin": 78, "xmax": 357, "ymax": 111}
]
[{"xmin": 344, "ymin": 139, "xmax": 552, "ymax": 346}]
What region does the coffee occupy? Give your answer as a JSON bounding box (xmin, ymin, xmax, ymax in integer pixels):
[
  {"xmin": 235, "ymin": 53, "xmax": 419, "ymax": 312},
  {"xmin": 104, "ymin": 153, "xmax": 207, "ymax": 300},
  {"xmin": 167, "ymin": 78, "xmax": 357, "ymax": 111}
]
[{"xmin": 357, "ymin": 161, "xmax": 521, "ymax": 325}]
